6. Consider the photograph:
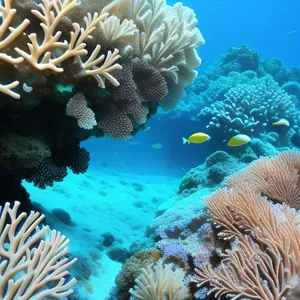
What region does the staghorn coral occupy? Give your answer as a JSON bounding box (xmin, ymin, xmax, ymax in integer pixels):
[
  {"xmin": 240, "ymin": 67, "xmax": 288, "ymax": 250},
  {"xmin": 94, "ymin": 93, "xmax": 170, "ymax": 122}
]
[
  {"xmin": 194, "ymin": 180, "xmax": 300, "ymax": 300},
  {"xmin": 130, "ymin": 261, "xmax": 190, "ymax": 300},
  {"xmin": 0, "ymin": 201, "xmax": 77, "ymax": 299},
  {"xmin": 15, "ymin": 0, "xmax": 122, "ymax": 88},
  {"xmin": 0, "ymin": 0, "xmax": 30, "ymax": 99},
  {"xmin": 199, "ymin": 76, "xmax": 299, "ymax": 141},
  {"xmin": 0, "ymin": 0, "xmax": 122, "ymax": 99}
]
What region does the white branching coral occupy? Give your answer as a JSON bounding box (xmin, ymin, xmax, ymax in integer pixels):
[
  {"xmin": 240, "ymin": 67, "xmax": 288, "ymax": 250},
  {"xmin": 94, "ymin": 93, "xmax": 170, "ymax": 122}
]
[
  {"xmin": 98, "ymin": 16, "xmax": 138, "ymax": 48},
  {"xmin": 15, "ymin": 0, "xmax": 122, "ymax": 88},
  {"xmin": 102, "ymin": 0, "xmax": 204, "ymax": 109},
  {"xmin": 0, "ymin": 0, "xmax": 30, "ymax": 99},
  {"xmin": 0, "ymin": 201, "xmax": 77, "ymax": 299}
]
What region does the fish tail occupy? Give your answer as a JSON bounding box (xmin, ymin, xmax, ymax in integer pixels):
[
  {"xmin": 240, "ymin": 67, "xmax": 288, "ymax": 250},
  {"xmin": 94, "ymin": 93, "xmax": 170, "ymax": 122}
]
[{"xmin": 182, "ymin": 137, "xmax": 188, "ymax": 145}]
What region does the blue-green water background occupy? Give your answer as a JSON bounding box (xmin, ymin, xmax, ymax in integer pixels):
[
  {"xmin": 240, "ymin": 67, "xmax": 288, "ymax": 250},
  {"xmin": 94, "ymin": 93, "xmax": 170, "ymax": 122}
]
[{"xmin": 83, "ymin": 0, "xmax": 300, "ymax": 177}]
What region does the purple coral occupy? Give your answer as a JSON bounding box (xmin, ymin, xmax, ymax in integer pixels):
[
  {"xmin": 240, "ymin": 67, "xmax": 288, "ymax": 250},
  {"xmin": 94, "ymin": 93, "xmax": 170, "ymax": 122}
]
[
  {"xmin": 158, "ymin": 239, "xmax": 188, "ymax": 262},
  {"xmin": 66, "ymin": 93, "xmax": 97, "ymax": 130}
]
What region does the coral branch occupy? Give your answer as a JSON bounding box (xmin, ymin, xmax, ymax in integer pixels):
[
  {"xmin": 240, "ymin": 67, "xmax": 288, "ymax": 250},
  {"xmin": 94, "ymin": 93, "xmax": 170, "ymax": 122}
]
[
  {"xmin": 0, "ymin": 81, "xmax": 20, "ymax": 99},
  {"xmin": 0, "ymin": 0, "xmax": 30, "ymax": 98},
  {"xmin": 79, "ymin": 46, "xmax": 122, "ymax": 88}
]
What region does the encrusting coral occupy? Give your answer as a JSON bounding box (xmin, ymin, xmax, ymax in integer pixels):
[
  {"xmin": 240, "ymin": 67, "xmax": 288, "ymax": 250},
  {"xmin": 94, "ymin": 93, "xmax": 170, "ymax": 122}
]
[{"xmin": 0, "ymin": 0, "xmax": 204, "ymax": 203}]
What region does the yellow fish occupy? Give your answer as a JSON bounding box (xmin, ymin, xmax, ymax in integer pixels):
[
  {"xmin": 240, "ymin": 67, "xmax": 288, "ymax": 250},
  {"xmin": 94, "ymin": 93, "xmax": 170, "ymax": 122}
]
[
  {"xmin": 182, "ymin": 133, "xmax": 211, "ymax": 145},
  {"xmin": 151, "ymin": 143, "xmax": 163, "ymax": 149},
  {"xmin": 227, "ymin": 134, "xmax": 251, "ymax": 147},
  {"xmin": 272, "ymin": 119, "xmax": 290, "ymax": 126}
]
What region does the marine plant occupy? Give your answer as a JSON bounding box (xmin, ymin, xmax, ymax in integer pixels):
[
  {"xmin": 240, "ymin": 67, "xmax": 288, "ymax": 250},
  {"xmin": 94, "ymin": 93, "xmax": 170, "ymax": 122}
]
[{"xmin": 0, "ymin": 0, "xmax": 204, "ymax": 205}]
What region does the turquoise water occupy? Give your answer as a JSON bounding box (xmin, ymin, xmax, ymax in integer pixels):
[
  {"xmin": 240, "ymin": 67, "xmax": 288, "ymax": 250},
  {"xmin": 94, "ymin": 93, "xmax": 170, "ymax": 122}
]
[{"xmin": 0, "ymin": 0, "xmax": 299, "ymax": 299}]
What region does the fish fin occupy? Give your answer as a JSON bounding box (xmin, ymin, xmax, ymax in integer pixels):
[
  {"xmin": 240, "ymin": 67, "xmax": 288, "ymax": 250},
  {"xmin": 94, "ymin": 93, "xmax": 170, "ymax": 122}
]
[{"xmin": 182, "ymin": 137, "xmax": 188, "ymax": 145}]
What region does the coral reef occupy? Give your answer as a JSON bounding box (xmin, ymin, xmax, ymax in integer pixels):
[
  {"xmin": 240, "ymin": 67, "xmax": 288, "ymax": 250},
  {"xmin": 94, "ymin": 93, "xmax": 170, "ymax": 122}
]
[
  {"xmin": 179, "ymin": 150, "xmax": 249, "ymax": 194},
  {"xmin": 194, "ymin": 152, "xmax": 300, "ymax": 299},
  {"xmin": 0, "ymin": 0, "xmax": 204, "ymax": 204},
  {"xmin": 199, "ymin": 76, "xmax": 299, "ymax": 143},
  {"xmin": 155, "ymin": 45, "xmax": 300, "ymax": 160},
  {"xmin": 131, "ymin": 150, "xmax": 300, "ymax": 300},
  {"xmin": 115, "ymin": 250, "xmax": 161, "ymax": 299}
]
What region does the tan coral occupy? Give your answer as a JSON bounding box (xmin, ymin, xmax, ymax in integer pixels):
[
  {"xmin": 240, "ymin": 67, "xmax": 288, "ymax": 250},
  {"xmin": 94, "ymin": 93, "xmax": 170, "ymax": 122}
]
[
  {"xmin": 227, "ymin": 151, "xmax": 300, "ymax": 208},
  {"xmin": 0, "ymin": 0, "xmax": 30, "ymax": 98},
  {"xmin": 15, "ymin": 0, "xmax": 122, "ymax": 87},
  {"xmin": 194, "ymin": 179, "xmax": 300, "ymax": 299},
  {"xmin": 98, "ymin": 16, "xmax": 138, "ymax": 48},
  {"xmin": 0, "ymin": 201, "xmax": 77, "ymax": 299},
  {"xmin": 130, "ymin": 261, "xmax": 190, "ymax": 300}
]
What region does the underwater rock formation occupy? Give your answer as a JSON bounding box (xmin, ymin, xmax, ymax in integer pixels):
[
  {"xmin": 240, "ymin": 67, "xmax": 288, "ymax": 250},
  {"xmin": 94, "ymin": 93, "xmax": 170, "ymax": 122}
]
[
  {"xmin": 0, "ymin": 0, "xmax": 204, "ymax": 202},
  {"xmin": 179, "ymin": 150, "xmax": 250, "ymax": 195}
]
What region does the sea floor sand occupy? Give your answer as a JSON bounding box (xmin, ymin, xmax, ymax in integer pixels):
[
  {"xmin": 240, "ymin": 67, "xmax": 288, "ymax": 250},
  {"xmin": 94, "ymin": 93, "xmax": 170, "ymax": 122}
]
[{"xmin": 23, "ymin": 168, "xmax": 180, "ymax": 299}]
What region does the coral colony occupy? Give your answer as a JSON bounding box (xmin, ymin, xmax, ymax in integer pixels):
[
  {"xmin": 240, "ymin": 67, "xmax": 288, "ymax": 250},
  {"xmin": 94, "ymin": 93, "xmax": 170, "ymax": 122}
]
[{"xmin": 1, "ymin": 1, "xmax": 300, "ymax": 300}]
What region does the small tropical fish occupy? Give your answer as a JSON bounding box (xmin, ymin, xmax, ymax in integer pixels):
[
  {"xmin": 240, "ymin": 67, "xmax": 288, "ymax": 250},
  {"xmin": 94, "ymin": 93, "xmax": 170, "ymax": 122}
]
[
  {"xmin": 227, "ymin": 134, "xmax": 251, "ymax": 147},
  {"xmin": 272, "ymin": 119, "xmax": 290, "ymax": 126},
  {"xmin": 182, "ymin": 132, "xmax": 211, "ymax": 145},
  {"xmin": 128, "ymin": 142, "xmax": 139, "ymax": 146},
  {"xmin": 151, "ymin": 143, "xmax": 163, "ymax": 149},
  {"xmin": 287, "ymin": 29, "xmax": 297, "ymax": 36}
]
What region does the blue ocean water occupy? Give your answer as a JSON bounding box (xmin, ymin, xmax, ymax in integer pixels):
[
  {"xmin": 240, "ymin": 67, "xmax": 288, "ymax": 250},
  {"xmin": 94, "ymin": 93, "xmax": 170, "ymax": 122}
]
[
  {"xmin": 84, "ymin": 0, "xmax": 300, "ymax": 177},
  {"xmin": 1, "ymin": 0, "xmax": 300, "ymax": 299}
]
